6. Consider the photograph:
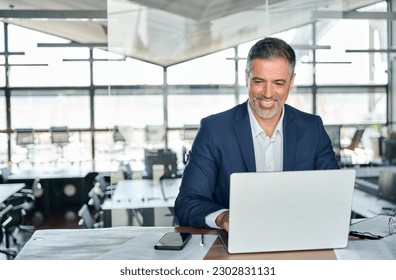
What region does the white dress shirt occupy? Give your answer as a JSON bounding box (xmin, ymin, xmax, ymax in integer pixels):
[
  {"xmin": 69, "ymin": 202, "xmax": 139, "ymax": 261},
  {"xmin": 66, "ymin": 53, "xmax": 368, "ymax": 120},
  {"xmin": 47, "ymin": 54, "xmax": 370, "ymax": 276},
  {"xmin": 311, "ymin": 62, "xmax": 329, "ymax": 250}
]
[
  {"xmin": 249, "ymin": 103, "xmax": 284, "ymax": 172},
  {"xmin": 205, "ymin": 102, "xmax": 285, "ymax": 228}
]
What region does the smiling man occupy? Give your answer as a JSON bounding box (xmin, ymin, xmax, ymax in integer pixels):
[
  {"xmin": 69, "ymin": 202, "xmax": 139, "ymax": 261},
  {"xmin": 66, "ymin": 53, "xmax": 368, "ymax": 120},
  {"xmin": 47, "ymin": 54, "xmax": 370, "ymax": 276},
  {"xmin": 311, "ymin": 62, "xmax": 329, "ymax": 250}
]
[{"xmin": 174, "ymin": 37, "xmax": 340, "ymax": 231}]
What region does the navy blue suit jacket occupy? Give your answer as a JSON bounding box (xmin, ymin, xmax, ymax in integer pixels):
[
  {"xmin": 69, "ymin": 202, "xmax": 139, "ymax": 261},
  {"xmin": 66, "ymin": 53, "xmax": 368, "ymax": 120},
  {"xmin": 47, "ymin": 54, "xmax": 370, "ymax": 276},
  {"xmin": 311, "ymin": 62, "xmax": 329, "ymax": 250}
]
[{"xmin": 174, "ymin": 101, "xmax": 339, "ymax": 228}]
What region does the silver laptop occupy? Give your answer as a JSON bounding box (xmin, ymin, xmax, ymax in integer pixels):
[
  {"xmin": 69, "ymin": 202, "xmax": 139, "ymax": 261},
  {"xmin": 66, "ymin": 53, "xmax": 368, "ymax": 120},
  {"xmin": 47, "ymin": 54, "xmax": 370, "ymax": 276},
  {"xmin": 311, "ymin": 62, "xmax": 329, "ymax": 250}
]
[{"xmin": 219, "ymin": 169, "xmax": 356, "ymax": 254}]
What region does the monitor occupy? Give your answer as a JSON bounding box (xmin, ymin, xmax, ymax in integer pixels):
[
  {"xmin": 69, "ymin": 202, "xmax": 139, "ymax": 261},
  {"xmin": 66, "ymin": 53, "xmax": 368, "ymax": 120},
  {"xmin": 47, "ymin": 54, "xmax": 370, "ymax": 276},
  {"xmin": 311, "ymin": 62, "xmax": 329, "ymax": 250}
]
[
  {"xmin": 344, "ymin": 127, "xmax": 365, "ymax": 150},
  {"xmin": 383, "ymin": 138, "xmax": 396, "ymax": 164},
  {"xmin": 145, "ymin": 125, "xmax": 165, "ymax": 144},
  {"xmin": 144, "ymin": 149, "xmax": 178, "ymax": 179},
  {"xmin": 50, "ymin": 126, "xmax": 69, "ymax": 144},
  {"xmin": 113, "ymin": 126, "xmax": 125, "ymax": 142},
  {"xmin": 180, "ymin": 124, "xmax": 199, "ymax": 141},
  {"xmin": 378, "ymin": 170, "xmax": 396, "ymax": 203}
]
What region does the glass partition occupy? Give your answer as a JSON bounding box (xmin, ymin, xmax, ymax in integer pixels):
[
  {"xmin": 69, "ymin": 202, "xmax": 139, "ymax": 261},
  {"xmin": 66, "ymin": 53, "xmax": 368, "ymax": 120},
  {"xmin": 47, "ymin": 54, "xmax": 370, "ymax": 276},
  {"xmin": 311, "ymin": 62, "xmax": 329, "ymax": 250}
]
[{"xmin": 11, "ymin": 90, "xmax": 90, "ymax": 129}]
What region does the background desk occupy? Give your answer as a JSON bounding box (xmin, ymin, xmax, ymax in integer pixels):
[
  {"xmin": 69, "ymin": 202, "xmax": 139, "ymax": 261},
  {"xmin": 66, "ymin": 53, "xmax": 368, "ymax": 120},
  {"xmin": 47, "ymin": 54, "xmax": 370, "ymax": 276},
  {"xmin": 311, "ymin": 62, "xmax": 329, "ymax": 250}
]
[
  {"xmin": 0, "ymin": 183, "xmax": 25, "ymax": 203},
  {"xmin": 352, "ymin": 188, "xmax": 396, "ymax": 218},
  {"xmin": 15, "ymin": 226, "xmax": 335, "ymax": 260},
  {"xmin": 352, "ymin": 166, "xmax": 396, "ymax": 218},
  {"xmin": 101, "ymin": 178, "xmax": 181, "ymax": 226},
  {"xmin": 7, "ymin": 169, "xmax": 97, "ymax": 216}
]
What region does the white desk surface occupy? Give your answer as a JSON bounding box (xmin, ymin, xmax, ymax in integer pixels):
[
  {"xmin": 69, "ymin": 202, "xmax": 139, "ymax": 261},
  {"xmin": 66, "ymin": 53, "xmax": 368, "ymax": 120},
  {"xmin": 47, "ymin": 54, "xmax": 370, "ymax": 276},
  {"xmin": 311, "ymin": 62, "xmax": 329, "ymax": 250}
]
[
  {"xmin": 18, "ymin": 224, "xmax": 395, "ymax": 260},
  {"xmin": 352, "ymin": 188, "xmax": 396, "ymax": 218},
  {"xmin": 102, "ymin": 178, "xmax": 181, "ymax": 210},
  {"xmin": 15, "ymin": 226, "xmax": 175, "ymax": 260},
  {"xmin": 0, "ymin": 183, "xmax": 25, "ymax": 203},
  {"xmin": 15, "ymin": 226, "xmax": 336, "ymax": 260}
]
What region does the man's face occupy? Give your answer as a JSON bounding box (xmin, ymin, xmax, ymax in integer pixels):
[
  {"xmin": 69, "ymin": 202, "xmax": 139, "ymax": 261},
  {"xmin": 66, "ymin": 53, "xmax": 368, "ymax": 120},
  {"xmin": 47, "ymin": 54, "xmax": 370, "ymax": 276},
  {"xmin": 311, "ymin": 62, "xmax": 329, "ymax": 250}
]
[{"xmin": 246, "ymin": 58, "xmax": 295, "ymax": 121}]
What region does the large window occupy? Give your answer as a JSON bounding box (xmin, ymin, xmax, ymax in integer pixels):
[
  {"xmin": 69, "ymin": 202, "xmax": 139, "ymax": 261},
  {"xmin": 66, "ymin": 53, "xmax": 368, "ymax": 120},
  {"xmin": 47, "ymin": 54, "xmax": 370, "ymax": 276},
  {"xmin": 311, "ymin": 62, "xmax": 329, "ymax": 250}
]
[
  {"xmin": 95, "ymin": 89, "xmax": 163, "ymax": 128},
  {"xmin": 0, "ymin": 90, "xmax": 5, "ymax": 129},
  {"xmin": 0, "ymin": 1, "xmax": 392, "ymax": 166},
  {"xmin": 11, "ymin": 90, "xmax": 90, "ymax": 129},
  {"xmin": 0, "ymin": 23, "xmax": 5, "ymax": 87},
  {"xmin": 168, "ymin": 94, "xmax": 235, "ymax": 127},
  {"xmin": 94, "ymin": 89, "xmax": 164, "ymax": 164},
  {"xmin": 0, "ymin": 90, "xmax": 6, "ymax": 163}
]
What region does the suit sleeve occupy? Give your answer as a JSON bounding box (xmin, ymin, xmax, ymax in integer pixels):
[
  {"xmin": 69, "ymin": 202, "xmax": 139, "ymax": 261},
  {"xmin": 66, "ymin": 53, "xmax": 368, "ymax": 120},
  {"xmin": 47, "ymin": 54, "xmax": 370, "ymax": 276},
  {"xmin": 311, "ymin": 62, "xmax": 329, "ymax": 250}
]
[{"xmin": 174, "ymin": 118, "xmax": 225, "ymax": 228}]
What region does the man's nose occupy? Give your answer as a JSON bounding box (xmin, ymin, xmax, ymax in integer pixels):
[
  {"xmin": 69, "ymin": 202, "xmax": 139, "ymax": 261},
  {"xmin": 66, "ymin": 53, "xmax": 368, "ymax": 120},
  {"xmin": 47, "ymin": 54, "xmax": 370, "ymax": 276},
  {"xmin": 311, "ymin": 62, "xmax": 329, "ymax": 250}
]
[{"xmin": 260, "ymin": 83, "xmax": 274, "ymax": 97}]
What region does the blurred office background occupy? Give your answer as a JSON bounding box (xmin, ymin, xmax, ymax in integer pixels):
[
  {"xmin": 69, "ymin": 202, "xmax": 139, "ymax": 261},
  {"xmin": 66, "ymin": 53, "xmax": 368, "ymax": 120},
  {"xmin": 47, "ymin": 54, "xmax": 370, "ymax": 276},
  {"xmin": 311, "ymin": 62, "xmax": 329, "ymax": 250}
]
[{"xmin": 1, "ymin": 0, "xmax": 396, "ymax": 254}]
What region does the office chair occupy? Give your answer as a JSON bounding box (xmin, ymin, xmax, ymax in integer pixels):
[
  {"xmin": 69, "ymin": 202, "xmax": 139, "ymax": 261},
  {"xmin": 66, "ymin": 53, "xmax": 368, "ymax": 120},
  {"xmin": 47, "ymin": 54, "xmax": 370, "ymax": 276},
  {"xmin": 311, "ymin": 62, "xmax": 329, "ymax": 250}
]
[
  {"xmin": 15, "ymin": 128, "xmax": 35, "ymax": 164},
  {"xmin": 120, "ymin": 162, "xmax": 133, "ymax": 180},
  {"xmin": 88, "ymin": 188, "xmax": 103, "ymax": 224},
  {"xmin": 50, "ymin": 126, "xmax": 70, "ymax": 160},
  {"xmin": 113, "ymin": 126, "xmax": 126, "ymax": 142},
  {"xmin": 145, "ymin": 125, "xmax": 166, "ymax": 146},
  {"xmin": 1, "ymin": 199, "xmax": 34, "ymax": 259},
  {"xmin": 113, "ymin": 126, "xmax": 126, "ymax": 147},
  {"xmin": 31, "ymin": 177, "xmax": 44, "ymax": 199},
  {"xmin": 93, "ymin": 166, "xmax": 129, "ymax": 199},
  {"xmin": 3, "ymin": 193, "xmax": 35, "ymax": 248},
  {"xmin": 77, "ymin": 204, "xmax": 103, "ymax": 229},
  {"xmin": 0, "ymin": 204, "xmax": 18, "ymax": 259},
  {"xmin": 0, "ymin": 166, "xmax": 10, "ymax": 184},
  {"xmin": 93, "ymin": 173, "xmax": 115, "ymax": 201},
  {"xmin": 6, "ymin": 189, "xmax": 36, "ymax": 234},
  {"xmin": 112, "ymin": 126, "xmax": 127, "ymax": 154},
  {"xmin": 144, "ymin": 148, "xmax": 180, "ymax": 179}
]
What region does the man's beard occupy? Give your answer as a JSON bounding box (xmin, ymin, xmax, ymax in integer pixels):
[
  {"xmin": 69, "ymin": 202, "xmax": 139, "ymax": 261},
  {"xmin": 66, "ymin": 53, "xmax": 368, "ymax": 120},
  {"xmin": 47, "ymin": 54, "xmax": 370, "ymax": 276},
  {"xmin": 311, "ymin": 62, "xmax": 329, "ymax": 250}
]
[{"xmin": 250, "ymin": 95, "xmax": 282, "ymax": 119}]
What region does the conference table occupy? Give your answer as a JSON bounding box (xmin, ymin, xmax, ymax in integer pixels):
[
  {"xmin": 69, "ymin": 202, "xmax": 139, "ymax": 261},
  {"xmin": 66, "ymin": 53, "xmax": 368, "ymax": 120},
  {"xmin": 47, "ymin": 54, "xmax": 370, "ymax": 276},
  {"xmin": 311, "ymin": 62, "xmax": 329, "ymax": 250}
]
[
  {"xmin": 15, "ymin": 226, "xmax": 336, "ymax": 260},
  {"xmin": 0, "ymin": 183, "xmax": 26, "ymax": 204}
]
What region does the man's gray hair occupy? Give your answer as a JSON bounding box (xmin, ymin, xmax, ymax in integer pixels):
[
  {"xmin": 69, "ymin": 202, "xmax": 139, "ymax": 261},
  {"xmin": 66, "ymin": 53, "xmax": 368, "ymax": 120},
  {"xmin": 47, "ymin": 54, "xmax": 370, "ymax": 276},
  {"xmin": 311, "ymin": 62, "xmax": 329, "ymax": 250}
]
[{"xmin": 245, "ymin": 37, "xmax": 296, "ymax": 77}]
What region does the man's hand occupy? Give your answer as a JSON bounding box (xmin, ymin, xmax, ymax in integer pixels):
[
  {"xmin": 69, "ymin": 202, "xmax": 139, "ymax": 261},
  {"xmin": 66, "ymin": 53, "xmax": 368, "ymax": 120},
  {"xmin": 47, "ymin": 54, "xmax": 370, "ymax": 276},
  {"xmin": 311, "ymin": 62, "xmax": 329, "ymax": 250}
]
[{"xmin": 215, "ymin": 211, "xmax": 229, "ymax": 232}]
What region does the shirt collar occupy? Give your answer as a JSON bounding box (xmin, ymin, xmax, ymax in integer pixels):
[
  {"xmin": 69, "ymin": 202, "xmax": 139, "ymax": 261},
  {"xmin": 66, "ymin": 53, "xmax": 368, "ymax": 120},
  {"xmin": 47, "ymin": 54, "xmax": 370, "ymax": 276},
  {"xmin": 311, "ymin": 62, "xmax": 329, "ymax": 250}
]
[{"xmin": 247, "ymin": 101, "xmax": 284, "ymax": 139}]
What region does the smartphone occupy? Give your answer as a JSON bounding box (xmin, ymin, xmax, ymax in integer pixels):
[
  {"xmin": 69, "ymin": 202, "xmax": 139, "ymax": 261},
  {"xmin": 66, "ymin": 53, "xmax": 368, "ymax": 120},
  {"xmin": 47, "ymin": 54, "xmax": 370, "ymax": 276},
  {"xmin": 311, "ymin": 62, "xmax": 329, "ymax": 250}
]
[{"xmin": 154, "ymin": 232, "xmax": 192, "ymax": 250}]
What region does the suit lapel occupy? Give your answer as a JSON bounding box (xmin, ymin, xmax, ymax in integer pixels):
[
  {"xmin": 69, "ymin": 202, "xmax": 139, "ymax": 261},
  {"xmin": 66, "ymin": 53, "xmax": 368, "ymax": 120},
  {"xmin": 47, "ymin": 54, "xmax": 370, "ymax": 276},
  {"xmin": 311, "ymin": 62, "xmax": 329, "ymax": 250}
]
[
  {"xmin": 283, "ymin": 105, "xmax": 298, "ymax": 171},
  {"xmin": 234, "ymin": 101, "xmax": 256, "ymax": 172}
]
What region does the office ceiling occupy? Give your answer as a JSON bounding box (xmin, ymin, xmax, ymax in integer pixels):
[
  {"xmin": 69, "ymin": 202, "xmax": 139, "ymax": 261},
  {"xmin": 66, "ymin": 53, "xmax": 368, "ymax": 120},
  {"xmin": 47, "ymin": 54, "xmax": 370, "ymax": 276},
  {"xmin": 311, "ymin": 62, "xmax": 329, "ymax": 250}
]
[{"xmin": 0, "ymin": 0, "xmax": 383, "ymax": 66}]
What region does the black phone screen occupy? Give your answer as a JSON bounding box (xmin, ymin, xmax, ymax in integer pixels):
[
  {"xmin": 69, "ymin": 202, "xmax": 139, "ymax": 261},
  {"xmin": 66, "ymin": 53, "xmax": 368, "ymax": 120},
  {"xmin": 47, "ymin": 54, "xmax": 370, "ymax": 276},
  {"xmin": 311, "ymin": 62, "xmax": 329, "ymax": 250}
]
[{"xmin": 154, "ymin": 232, "xmax": 192, "ymax": 250}]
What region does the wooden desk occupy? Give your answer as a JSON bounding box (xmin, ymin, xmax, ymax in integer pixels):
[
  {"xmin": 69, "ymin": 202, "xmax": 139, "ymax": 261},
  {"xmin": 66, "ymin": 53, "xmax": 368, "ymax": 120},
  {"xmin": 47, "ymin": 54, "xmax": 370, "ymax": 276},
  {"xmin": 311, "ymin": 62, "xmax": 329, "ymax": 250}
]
[
  {"xmin": 0, "ymin": 183, "xmax": 25, "ymax": 204},
  {"xmin": 15, "ymin": 226, "xmax": 335, "ymax": 260}
]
